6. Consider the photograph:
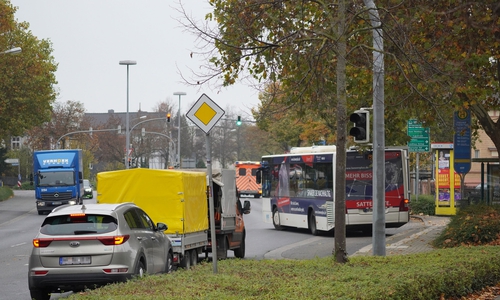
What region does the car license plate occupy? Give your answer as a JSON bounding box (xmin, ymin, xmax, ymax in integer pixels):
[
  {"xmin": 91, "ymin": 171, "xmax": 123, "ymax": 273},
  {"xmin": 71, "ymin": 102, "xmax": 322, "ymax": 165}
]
[
  {"xmin": 52, "ymin": 201, "xmax": 62, "ymax": 205},
  {"xmin": 60, "ymin": 256, "xmax": 91, "ymax": 265}
]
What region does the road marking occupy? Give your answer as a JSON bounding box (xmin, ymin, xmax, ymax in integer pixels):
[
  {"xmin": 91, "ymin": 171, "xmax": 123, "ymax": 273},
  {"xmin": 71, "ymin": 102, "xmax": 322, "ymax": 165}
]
[
  {"xmin": 0, "ymin": 208, "xmax": 37, "ymax": 228},
  {"xmin": 264, "ymin": 236, "xmax": 324, "ymax": 259},
  {"xmin": 11, "ymin": 242, "xmax": 27, "ymax": 248},
  {"xmin": 357, "ymin": 227, "xmax": 436, "ymax": 253}
]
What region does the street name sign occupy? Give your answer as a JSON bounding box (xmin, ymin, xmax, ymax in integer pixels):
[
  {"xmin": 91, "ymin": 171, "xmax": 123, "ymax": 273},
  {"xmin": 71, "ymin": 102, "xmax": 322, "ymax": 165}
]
[
  {"xmin": 407, "ymin": 119, "xmax": 430, "ymax": 152},
  {"xmin": 4, "ymin": 158, "xmax": 19, "ymax": 164}
]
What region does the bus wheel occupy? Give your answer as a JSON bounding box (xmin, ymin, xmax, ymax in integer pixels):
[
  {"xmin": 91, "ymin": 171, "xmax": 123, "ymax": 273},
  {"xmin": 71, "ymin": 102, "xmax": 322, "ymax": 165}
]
[
  {"xmin": 309, "ymin": 210, "xmax": 318, "ymax": 236},
  {"xmin": 272, "ymin": 207, "xmax": 283, "ymax": 230}
]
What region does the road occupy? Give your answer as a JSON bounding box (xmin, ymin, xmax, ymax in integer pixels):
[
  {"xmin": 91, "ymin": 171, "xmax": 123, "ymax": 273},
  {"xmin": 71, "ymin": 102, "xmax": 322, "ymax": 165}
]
[
  {"xmin": 239, "ymin": 195, "xmax": 377, "ymax": 260},
  {"xmin": 0, "ymin": 191, "xmax": 379, "ymax": 299},
  {"xmin": 0, "ymin": 190, "xmax": 96, "ymax": 300}
]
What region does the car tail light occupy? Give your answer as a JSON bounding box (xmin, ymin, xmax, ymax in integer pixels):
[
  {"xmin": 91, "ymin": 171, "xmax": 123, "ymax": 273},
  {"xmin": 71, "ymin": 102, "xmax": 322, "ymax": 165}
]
[
  {"xmin": 31, "ymin": 270, "xmax": 49, "ymax": 276},
  {"xmin": 33, "ymin": 238, "xmax": 53, "ymax": 248},
  {"xmin": 103, "ymin": 268, "xmax": 128, "ymax": 274},
  {"xmin": 98, "ymin": 235, "xmax": 130, "ymax": 246},
  {"xmin": 400, "ymin": 198, "xmax": 409, "ymax": 211}
]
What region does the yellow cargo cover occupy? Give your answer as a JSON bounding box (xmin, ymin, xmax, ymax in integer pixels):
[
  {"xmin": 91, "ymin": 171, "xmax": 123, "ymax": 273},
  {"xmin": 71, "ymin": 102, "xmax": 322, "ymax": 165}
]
[{"xmin": 97, "ymin": 168, "xmax": 208, "ymax": 234}]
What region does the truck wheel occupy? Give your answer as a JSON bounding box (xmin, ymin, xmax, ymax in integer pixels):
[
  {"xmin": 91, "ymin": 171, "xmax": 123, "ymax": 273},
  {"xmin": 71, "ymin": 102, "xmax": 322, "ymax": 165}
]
[
  {"xmin": 190, "ymin": 250, "xmax": 197, "ymax": 267},
  {"xmin": 29, "ymin": 288, "xmax": 51, "ymax": 300},
  {"xmin": 272, "ymin": 207, "xmax": 283, "ymax": 230},
  {"xmin": 233, "ymin": 235, "xmax": 245, "ymax": 258},
  {"xmin": 308, "ymin": 210, "xmax": 318, "ymax": 236},
  {"xmin": 181, "ymin": 252, "xmax": 191, "ymax": 270}
]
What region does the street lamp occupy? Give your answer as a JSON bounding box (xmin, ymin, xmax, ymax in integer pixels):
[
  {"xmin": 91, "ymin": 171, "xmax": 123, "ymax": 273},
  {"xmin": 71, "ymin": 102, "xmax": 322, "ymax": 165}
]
[
  {"xmin": 119, "ymin": 60, "xmax": 137, "ymax": 169},
  {"xmin": 173, "ymin": 91, "xmax": 186, "ymax": 168},
  {"xmin": 0, "ymin": 47, "xmax": 21, "ymax": 55}
]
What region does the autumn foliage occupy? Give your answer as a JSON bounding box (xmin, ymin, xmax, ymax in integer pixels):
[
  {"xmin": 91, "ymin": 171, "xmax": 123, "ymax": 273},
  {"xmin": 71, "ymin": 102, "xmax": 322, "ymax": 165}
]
[{"xmin": 434, "ymin": 205, "xmax": 500, "ymax": 248}]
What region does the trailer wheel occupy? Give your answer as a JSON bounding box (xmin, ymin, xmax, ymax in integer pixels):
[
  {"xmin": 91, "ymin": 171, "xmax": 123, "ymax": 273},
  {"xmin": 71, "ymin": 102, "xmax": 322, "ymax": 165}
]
[
  {"xmin": 181, "ymin": 252, "xmax": 191, "ymax": 270},
  {"xmin": 190, "ymin": 250, "xmax": 197, "ymax": 267},
  {"xmin": 272, "ymin": 207, "xmax": 283, "ymax": 230},
  {"xmin": 308, "ymin": 210, "xmax": 318, "ymax": 236},
  {"xmin": 233, "ymin": 234, "xmax": 245, "ymax": 258}
]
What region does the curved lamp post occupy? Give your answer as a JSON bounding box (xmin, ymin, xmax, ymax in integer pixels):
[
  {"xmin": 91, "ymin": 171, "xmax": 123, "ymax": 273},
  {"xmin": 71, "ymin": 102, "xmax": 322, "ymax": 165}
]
[
  {"xmin": 173, "ymin": 92, "xmax": 186, "ymax": 168},
  {"xmin": 119, "ymin": 60, "xmax": 137, "ymax": 169}
]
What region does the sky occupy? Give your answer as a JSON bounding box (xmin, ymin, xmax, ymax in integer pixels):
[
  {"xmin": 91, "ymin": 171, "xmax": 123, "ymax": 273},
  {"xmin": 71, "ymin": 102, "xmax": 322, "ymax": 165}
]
[{"xmin": 10, "ymin": 0, "xmax": 260, "ymax": 118}]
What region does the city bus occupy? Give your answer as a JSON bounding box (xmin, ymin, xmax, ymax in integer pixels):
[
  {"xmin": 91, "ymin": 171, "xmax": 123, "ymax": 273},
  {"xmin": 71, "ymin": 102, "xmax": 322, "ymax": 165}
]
[
  {"xmin": 235, "ymin": 161, "xmax": 262, "ymax": 198},
  {"xmin": 259, "ymin": 145, "xmax": 410, "ymax": 235}
]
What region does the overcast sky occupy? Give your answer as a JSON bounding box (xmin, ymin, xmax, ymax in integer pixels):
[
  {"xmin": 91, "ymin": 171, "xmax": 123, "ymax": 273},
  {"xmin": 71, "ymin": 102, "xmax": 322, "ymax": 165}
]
[{"xmin": 10, "ymin": 0, "xmax": 260, "ymax": 118}]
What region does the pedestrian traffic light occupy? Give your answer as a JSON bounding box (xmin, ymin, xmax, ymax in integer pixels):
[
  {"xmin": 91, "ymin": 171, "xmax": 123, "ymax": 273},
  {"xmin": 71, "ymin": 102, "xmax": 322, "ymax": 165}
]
[
  {"xmin": 167, "ymin": 113, "xmax": 171, "ymax": 122},
  {"xmin": 349, "ymin": 110, "xmax": 370, "ymax": 143},
  {"xmin": 236, "ymin": 116, "xmax": 242, "ymax": 126}
]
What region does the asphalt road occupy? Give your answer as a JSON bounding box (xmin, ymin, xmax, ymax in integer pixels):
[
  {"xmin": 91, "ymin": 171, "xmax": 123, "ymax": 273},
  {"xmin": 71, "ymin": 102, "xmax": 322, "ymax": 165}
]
[{"xmin": 0, "ymin": 190, "xmax": 96, "ymax": 300}]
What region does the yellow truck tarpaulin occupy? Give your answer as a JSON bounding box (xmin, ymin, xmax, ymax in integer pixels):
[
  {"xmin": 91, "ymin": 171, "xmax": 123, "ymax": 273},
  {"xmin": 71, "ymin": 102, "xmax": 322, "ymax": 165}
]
[{"xmin": 97, "ymin": 168, "xmax": 208, "ymax": 234}]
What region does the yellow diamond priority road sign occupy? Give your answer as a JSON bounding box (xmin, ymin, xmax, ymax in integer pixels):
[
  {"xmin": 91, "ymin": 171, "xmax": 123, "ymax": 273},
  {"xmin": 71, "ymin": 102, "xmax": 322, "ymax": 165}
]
[{"xmin": 186, "ymin": 94, "xmax": 225, "ymax": 134}]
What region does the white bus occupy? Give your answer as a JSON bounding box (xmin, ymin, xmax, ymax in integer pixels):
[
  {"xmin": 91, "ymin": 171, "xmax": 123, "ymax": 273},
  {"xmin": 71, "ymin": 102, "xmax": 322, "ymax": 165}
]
[{"xmin": 259, "ymin": 145, "xmax": 410, "ymax": 235}]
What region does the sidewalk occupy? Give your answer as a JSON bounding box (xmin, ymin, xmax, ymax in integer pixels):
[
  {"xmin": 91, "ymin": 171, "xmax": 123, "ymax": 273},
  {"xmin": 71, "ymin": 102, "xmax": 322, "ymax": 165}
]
[
  {"xmin": 267, "ymin": 215, "xmax": 450, "ymax": 260},
  {"xmin": 352, "ymin": 215, "xmax": 450, "ymax": 257}
]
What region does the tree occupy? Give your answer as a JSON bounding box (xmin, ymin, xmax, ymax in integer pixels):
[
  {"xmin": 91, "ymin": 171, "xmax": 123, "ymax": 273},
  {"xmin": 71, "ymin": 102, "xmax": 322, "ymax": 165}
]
[
  {"xmin": 26, "ymin": 100, "xmax": 89, "ymax": 150},
  {"xmin": 92, "ymin": 113, "xmax": 124, "ymax": 169},
  {"xmin": 0, "ymin": 1, "xmax": 57, "ymax": 140},
  {"xmin": 385, "ymin": 1, "xmax": 500, "ymax": 152},
  {"xmin": 181, "ymin": 0, "xmax": 375, "ymax": 263}
]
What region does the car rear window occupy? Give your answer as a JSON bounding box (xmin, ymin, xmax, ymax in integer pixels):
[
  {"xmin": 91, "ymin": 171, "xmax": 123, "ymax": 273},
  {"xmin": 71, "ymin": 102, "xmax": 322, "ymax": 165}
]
[{"xmin": 40, "ymin": 214, "xmax": 117, "ymax": 235}]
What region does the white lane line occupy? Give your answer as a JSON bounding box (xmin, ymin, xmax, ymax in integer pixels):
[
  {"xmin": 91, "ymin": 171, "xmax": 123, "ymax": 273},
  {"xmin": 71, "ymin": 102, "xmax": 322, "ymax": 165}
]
[{"xmin": 264, "ymin": 236, "xmax": 324, "ymax": 259}]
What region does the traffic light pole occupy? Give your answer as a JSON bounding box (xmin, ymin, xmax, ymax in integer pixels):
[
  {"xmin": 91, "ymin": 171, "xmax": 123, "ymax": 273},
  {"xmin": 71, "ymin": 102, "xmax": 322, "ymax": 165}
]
[{"xmin": 365, "ymin": 0, "xmax": 386, "ymax": 257}]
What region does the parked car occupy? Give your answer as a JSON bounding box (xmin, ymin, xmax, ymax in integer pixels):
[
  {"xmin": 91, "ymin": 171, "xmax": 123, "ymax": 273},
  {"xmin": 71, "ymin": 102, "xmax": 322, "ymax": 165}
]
[
  {"xmin": 28, "ymin": 203, "xmax": 173, "ymax": 300},
  {"xmin": 83, "ymin": 179, "xmax": 93, "ymax": 199}
]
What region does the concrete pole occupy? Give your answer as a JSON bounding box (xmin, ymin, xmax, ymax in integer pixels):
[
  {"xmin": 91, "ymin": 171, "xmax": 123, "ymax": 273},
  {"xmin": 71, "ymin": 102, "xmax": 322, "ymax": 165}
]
[{"xmin": 364, "ymin": 0, "xmax": 386, "ymax": 256}]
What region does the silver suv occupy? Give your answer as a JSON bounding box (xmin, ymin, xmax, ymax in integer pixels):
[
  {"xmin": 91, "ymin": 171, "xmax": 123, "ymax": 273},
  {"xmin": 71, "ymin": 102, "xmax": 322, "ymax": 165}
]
[{"xmin": 28, "ymin": 203, "xmax": 173, "ymax": 300}]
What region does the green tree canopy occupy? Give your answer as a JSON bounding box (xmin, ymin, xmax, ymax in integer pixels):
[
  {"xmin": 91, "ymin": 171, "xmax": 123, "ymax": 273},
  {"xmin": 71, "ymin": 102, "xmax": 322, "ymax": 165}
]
[{"xmin": 0, "ymin": 0, "xmax": 58, "ymax": 140}]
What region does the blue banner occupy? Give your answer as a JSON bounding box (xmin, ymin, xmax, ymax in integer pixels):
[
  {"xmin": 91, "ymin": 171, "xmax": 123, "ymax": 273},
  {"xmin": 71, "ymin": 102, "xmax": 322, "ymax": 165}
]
[{"xmin": 453, "ymin": 110, "xmax": 471, "ymax": 174}]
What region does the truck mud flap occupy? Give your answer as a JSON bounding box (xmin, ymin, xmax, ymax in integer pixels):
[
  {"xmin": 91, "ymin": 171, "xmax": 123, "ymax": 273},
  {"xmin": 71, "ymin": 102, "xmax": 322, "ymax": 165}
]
[{"xmin": 216, "ymin": 235, "xmax": 228, "ymax": 259}]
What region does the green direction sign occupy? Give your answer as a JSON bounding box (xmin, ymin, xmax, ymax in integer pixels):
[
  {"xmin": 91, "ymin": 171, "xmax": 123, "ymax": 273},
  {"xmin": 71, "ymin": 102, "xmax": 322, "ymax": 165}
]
[{"xmin": 407, "ymin": 119, "xmax": 430, "ymax": 152}]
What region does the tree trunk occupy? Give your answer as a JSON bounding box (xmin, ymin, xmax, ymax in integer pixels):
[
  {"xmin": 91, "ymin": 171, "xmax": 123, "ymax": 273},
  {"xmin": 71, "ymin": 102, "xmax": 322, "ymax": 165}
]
[{"xmin": 334, "ymin": 0, "xmax": 348, "ymax": 264}]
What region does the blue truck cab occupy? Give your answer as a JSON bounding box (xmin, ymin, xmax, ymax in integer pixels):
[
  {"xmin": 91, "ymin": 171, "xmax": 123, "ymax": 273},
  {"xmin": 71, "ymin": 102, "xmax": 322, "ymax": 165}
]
[{"xmin": 33, "ymin": 149, "xmax": 84, "ymax": 215}]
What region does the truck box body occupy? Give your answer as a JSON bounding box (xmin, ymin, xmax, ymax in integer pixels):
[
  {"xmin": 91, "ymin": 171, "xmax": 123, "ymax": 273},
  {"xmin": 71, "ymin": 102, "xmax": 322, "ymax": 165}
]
[
  {"xmin": 97, "ymin": 168, "xmax": 208, "ymax": 235},
  {"xmin": 97, "ymin": 168, "xmax": 250, "ymax": 267},
  {"xmin": 33, "ymin": 149, "xmax": 84, "ymax": 215}
]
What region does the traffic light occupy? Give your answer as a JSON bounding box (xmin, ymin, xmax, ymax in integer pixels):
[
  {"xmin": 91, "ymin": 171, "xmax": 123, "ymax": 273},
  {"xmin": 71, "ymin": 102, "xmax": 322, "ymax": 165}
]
[
  {"xmin": 349, "ymin": 110, "xmax": 370, "ymax": 143},
  {"xmin": 236, "ymin": 116, "xmax": 242, "ymax": 126},
  {"xmin": 167, "ymin": 113, "xmax": 171, "ymax": 122}
]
